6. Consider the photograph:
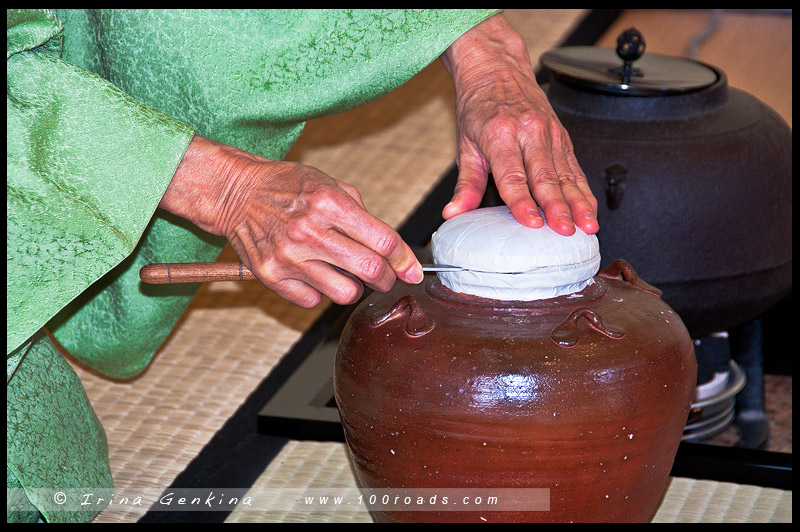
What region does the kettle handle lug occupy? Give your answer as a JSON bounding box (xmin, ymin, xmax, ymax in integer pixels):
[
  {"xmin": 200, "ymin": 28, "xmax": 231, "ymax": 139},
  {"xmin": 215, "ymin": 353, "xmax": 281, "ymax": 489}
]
[{"xmin": 604, "ymin": 164, "xmax": 628, "ymax": 210}]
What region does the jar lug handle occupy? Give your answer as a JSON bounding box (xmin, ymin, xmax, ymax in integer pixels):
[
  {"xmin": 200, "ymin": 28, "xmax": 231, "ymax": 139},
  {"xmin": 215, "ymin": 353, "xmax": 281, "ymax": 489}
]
[
  {"xmin": 551, "ymin": 308, "xmax": 626, "ymax": 347},
  {"xmin": 598, "ymin": 259, "xmax": 662, "ymax": 297},
  {"xmin": 370, "ymin": 295, "xmax": 435, "ymax": 337}
]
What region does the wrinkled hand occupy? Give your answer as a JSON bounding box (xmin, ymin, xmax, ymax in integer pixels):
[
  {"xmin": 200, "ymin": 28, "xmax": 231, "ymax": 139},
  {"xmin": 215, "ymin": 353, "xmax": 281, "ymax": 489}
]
[
  {"xmin": 159, "ymin": 136, "xmax": 423, "ymax": 308},
  {"xmin": 441, "ymin": 13, "xmax": 598, "ymax": 236}
]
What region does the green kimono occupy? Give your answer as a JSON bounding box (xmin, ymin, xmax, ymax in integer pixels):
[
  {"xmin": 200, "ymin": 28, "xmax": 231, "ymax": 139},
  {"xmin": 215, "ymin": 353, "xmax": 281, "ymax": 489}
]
[{"xmin": 7, "ymin": 9, "xmax": 499, "ymax": 522}]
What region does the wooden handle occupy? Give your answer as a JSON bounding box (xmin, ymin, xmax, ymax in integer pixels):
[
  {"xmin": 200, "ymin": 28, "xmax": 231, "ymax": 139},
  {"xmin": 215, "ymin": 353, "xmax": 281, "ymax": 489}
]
[{"xmin": 140, "ymin": 262, "xmax": 256, "ymax": 284}]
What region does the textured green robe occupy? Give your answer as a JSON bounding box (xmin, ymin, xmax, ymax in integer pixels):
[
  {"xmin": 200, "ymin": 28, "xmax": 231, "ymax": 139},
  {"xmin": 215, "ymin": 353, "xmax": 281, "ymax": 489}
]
[{"xmin": 7, "ymin": 8, "xmax": 498, "ymax": 522}]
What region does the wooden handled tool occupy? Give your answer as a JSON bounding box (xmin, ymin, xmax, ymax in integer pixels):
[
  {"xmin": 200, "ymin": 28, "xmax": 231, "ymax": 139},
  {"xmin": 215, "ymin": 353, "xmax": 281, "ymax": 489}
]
[
  {"xmin": 140, "ymin": 262, "xmax": 257, "ymax": 284},
  {"xmin": 139, "ymin": 262, "xmax": 463, "ymax": 284}
]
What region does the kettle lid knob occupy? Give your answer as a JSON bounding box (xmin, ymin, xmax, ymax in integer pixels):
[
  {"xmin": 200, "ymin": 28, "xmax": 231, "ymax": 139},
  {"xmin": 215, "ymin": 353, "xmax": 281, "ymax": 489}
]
[
  {"xmin": 616, "ymin": 28, "xmax": 646, "ymax": 62},
  {"xmin": 613, "ymin": 28, "xmax": 646, "ymax": 84}
]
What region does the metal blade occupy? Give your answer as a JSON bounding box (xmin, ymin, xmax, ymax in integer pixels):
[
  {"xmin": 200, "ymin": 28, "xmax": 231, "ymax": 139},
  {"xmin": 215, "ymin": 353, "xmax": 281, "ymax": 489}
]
[{"xmin": 421, "ymin": 263, "xmax": 463, "ymax": 273}]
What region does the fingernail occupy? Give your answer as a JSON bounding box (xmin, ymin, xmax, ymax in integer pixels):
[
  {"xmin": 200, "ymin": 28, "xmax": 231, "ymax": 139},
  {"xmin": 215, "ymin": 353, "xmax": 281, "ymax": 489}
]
[
  {"xmin": 526, "ymin": 218, "xmax": 543, "ymax": 229},
  {"xmin": 558, "ymin": 213, "xmax": 574, "ymax": 226},
  {"xmin": 406, "ymin": 263, "xmax": 424, "ymax": 284}
]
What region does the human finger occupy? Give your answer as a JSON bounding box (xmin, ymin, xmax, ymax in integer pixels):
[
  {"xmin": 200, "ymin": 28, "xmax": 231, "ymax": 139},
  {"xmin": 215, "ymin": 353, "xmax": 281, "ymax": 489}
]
[
  {"xmin": 297, "ymin": 259, "xmax": 366, "ymax": 305},
  {"xmin": 314, "ymin": 228, "xmax": 398, "ymax": 293},
  {"xmin": 539, "ymin": 135, "xmax": 598, "ymax": 235},
  {"xmin": 487, "ymin": 137, "xmax": 545, "ymax": 229},
  {"xmin": 515, "ymin": 121, "xmax": 583, "ymax": 236},
  {"xmin": 335, "ymin": 179, "xmax": 367, "ymax": 209},
  {"xmin": 540, "ymin": 129, "xmax": 598, "ymax": 235},
  {"xmin": 333, "ymin": 209, "xmax": 423, "ymax": 285},
  {"xmin": 561, "ymin": 149, "xmax": 599, "ymax": 234},
  {"xmin": 269, "ymin": 277, "xmax": 323, "ymax": 309},
  {"xmin": 443, "ymin": 140, "xmax": 489, "ymax": 220}
]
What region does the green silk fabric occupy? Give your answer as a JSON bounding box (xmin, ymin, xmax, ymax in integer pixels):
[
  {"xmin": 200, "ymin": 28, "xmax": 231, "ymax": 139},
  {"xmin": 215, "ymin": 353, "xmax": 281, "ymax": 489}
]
[
  {"xmin": 7, "ymin": 332, "xmax": 114, "ymax": 523},
  {"xmin": 7, "ymin": 8, "xmax": 498, "ymax": 522}
]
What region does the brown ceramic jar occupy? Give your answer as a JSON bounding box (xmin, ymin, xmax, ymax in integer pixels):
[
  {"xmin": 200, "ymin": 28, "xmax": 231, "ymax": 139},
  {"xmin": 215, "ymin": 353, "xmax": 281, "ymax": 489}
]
[{"xmin": 334, "ymin": 259, "xmax": 697, "ymax": 522}]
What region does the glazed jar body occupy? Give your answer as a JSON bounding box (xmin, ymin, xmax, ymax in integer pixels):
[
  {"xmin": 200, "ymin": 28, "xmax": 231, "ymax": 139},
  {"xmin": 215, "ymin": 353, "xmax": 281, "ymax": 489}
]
[{"xmin": 334, "ymin": 260, "xmax": 697, "ymax": 522}]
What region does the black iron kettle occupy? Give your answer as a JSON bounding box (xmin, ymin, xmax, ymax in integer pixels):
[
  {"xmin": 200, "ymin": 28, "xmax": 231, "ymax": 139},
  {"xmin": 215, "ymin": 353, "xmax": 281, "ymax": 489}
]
[{"xmin": 537, "ymin": 28, "xmax": 792, "ymax": 338}]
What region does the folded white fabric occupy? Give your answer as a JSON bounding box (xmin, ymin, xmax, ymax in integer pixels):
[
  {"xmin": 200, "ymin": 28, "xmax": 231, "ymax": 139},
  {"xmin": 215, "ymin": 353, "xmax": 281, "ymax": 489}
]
[{"xmin": 431, "ymin": 206, "xmax": 600, "ymax": 301}]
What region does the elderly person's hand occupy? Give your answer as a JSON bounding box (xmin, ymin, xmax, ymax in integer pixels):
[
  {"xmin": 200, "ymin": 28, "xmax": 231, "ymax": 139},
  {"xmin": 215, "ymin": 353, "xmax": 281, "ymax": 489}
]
[
  {"xmin": 440, "ymin": 13, "xmax": 599, "ymax": 236},
  {"xmin": 159, "ymin": 136, "xmax": 423, "ymax": 308}
]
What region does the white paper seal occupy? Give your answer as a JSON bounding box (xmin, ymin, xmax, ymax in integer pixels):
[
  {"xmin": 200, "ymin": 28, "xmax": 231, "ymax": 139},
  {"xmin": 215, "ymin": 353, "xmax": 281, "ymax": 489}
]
[{"xmin": 431, "ymin": 206, "xmax": 600, "ymax": 301}]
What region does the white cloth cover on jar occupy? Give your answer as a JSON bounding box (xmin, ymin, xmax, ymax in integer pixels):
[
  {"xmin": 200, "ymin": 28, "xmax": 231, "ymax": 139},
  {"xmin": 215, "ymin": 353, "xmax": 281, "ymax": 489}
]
[{"xmin": 431, "ymin": 206, "xmax": 600, "ymax": 301}]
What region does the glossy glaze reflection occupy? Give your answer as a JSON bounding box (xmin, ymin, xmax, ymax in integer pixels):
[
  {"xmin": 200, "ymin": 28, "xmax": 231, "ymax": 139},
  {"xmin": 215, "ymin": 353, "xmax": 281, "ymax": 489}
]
[{"xmin": 334, "ymin": 260, "xmax": 697, "ymax": 522}]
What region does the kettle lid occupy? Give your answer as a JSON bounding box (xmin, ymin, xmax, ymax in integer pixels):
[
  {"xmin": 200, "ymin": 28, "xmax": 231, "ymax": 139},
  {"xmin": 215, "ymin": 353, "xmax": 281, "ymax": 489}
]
[
  {"xmin": 540, "ymin": 28, "xmax": 718, "ymax": 96},
  {"xmin": 431, "ymin": 206, "xmax": 600, "ymax": 301}
]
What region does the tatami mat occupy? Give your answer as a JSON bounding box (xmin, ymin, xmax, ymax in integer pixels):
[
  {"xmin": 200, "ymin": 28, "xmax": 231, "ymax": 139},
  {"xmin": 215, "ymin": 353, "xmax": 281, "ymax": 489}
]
[
  {"xmin": 225, "ymin": 440, "xmax": 792, "ymax": 523},
  {"xmin": 652, "ymin": 477, "xmax": 791, "ymax": 523},
  {"xmin": 227, "ymin": 441, "xmax": 373, "ymax": 523}
]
